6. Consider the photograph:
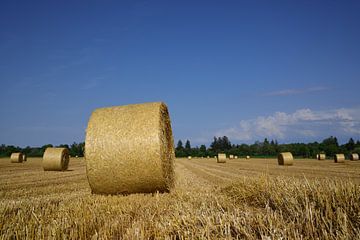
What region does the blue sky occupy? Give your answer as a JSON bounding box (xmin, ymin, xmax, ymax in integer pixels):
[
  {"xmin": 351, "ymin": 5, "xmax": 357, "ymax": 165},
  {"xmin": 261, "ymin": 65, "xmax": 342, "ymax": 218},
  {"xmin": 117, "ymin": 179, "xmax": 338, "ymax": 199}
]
[{"xmin": 1, "ymin": 1, "xmax": 359, "ymax": 147}]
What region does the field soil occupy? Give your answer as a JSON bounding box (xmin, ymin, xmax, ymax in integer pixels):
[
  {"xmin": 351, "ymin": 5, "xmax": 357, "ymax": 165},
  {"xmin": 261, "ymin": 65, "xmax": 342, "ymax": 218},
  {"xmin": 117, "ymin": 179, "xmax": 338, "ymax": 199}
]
[{"xmin": 1, "ymin": 157, "xmax": 360, "ymax": 239}]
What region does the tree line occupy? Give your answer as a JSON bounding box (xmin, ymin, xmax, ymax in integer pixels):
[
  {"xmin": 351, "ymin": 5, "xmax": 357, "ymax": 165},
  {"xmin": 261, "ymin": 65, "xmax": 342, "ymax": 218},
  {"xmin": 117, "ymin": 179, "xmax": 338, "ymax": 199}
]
[
  {"xmin": 175, "ymin": 136, "xmax": 360, "ymax": 158},
  {"xmin": 0, "ymin": 142, "xmax": 84, "ymax": 158},
  {"xmin": 1, "ymin": 136, "xmax": 359, "ymax": 159}
]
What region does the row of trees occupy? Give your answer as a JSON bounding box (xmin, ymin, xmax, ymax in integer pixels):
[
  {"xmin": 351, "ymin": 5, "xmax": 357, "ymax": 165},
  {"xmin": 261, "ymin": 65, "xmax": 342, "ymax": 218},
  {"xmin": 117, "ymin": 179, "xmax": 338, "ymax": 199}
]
[
  {"xmin": 1, "ymin": 136, "xmax": 359, "ymax": 159},
  {"xmin": 175, "ymin": 136, "xmax": 360, "ymax": 158},
  {"xmin": 0, "ymin": 142, "xmax": 84, "ymax": 158}
]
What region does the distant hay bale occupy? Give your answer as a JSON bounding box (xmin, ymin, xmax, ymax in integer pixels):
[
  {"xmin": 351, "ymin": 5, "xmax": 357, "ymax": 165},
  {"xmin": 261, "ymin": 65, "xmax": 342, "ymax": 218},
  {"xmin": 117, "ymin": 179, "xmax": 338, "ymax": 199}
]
[
  {"xmin": 229, "ymin": 154, "xmax": 234, "ymax": 159},
  {"xmin": 217, "ymin": 153, "xmax": 226, "ymax": 163},
  {"xmin": 334, "ymin": 154, "xmax": 345, "ymax": 163},
  {"xmin": 22, "ymin": 154, "xmax": 27, "ymax": 162},
  {"xmin": 246, "ymin": 155, "xmax": 250, "ymax": 159},
  {"xmin": 317, "ymin": 153, "xmax": 326, "ymax": 160},
  {"xmin": 278, "ymin": 152, "xmax": 293, "ymax": 166},
  {"xmin": 316, "ymin": 154, "xmax": 319, "ymax": 159},
  {"xmin": 85, "ymin": 102, "xmax": 175, "ymax": 195},
  {"xmin": 234, "ymin": 156, "xmax": 238, "ymax": 159},
  {"xmin": 43, "ymin": 147, "xmax": 70, "ymax": 171},
  {"xmin": 188, "ymin": 156, "xmax": 192, "ymax": 160},
  {"xmin": 350, "ymin": 153, "xmax": 359, "ymax": 161},
  {"xmin": 10, "ymin": 153, "xmax": 23, "ymax": 163},
  {"xmin": 207, "ymin": 156, "xmax": 210, "ymax": 158}
]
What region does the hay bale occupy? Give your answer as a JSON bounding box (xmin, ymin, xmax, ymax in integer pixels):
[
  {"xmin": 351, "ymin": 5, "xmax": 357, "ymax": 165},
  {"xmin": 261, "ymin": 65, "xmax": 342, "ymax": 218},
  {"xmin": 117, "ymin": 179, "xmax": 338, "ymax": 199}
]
[
  {"xmin": 43, "ymin": 147, "xmax": 70, "ymax": 171},
  {"xmin": 85, "ymin": 102, "xmax": 175, "ymax": 195},
  {"xmin": 317, "ymin": 153, "xmax": 326, "ymax": 160},
  {"xmin": 246, "ymin": 155, "xmax": 250, "ymax": 159},
  {"xmin": 22, "ymin": 154, "xmax": 27, "ymax": 162},
  {"xmin": 207, "ymin": 156, "xmax": 210, "ymax": 158},
  {"xmin": 234, "ymin": 156, "xmax": 238, "ymax": 159},
  {"xmin": 10, "ymin": 153, "xmax": 23, "ymax": 163},
  {"xmin": 217, "ymin": 153, "xmax": 226, "ymax": 163},
  {"xmin": 316, "ymin": 154, "xmax": 319, "ymax": 159},
  {"xmin": 188, "ymin": 156, "xmax": 192, "ymax": 160},
  {"xmin": 278, "ymin": 152, "xmax": 293, "ymax": 166},
  {"xmin": 229, "ymin": 154, "xmax": 234, "ymax": 159},
  {"xmin": 350, "ymin": 153, "xmax": 359, "ymax": 161},
  {"xmin": 334, "ymin": 154, "xmax": 345, "ymax": 163}
]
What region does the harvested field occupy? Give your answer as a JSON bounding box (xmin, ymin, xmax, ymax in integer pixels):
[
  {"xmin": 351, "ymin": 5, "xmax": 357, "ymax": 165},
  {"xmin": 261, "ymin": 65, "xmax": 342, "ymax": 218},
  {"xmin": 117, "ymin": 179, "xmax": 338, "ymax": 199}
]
[{"xmin": 1, "ymin": 157, "xmax": 360, "ymax": 239}]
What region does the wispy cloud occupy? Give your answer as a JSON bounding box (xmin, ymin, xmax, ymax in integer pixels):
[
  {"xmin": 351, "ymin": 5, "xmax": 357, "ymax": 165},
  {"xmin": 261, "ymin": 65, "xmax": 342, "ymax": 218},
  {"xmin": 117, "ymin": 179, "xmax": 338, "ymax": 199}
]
[
  {"xmin": 265, "ymin": 86, "xmax": 328, "ymax": 96},
  {"xmin": 82, "ymin": 78, "xmax": 103, "ymax": 90},
  {"xmin": 215, "ymin": 107, "xmax": 360, "ymax": 142}
]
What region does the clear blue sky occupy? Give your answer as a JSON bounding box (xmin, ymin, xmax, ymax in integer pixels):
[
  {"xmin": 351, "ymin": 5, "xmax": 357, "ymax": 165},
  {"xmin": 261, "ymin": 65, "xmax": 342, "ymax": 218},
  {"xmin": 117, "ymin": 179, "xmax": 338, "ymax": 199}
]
[{"xmin": 1, "ymin": 1, "xmax": 359, "ymax": 147}]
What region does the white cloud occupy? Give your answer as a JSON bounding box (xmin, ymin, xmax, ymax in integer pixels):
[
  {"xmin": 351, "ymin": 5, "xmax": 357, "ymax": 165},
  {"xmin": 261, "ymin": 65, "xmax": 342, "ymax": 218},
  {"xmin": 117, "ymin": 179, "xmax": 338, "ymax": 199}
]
[{"xmin": 215, "ymin": 107, "xmax": 360, "ymax": 142}]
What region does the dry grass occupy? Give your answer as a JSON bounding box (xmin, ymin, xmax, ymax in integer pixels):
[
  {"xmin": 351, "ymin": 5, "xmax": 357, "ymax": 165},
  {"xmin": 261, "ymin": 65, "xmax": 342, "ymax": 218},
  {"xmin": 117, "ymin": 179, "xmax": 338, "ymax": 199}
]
[{"xmin": 1, "ymin": 157, "xmax": 360, "ymax": 239}]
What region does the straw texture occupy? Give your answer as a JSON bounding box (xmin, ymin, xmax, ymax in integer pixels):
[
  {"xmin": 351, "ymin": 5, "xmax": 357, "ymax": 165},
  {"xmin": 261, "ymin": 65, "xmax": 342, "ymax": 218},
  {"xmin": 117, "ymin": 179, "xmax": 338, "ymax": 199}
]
[
  {"xmin": 85, "ymin": 102, "xmax": 175, "ymax": 195},
  {"xmin": 217, "ymin": 153, "xmax": 226, "ymax": 163},
  {"xmin": 334, "ymin": 154, "xmax": 345, "ymax": 163},
  {"xmin": 43, "ymin": 148, "xmax": 70, "ymax": 171},
  {"xmin": 350, "ymin": 153, "xmax": 359, "ymax": 161},
  {"xmin": 317, "ymin": 154, "xmax": 326, "ymax": 160},
  {"xmin": 10, "ymin": 153, "xmax": 23, "ymax": 163},
  {"xmin": 278, "ymin": 152, "xmax": 293, "ymax": 166}
]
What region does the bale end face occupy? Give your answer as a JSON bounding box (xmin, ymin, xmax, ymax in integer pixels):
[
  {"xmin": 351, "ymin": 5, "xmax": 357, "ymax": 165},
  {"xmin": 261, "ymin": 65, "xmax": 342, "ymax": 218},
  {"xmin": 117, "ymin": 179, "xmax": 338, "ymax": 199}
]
[
  {"xmin": 43, "ymin": 148, "xmax": 70, "ymax": 171},
  {"xmin": 85, "ymin": 102, "xmax": 175, "ymax": 195},
  {"xmin": 278, "ymin": 152, "xmax": 293, "ymax": 166}
]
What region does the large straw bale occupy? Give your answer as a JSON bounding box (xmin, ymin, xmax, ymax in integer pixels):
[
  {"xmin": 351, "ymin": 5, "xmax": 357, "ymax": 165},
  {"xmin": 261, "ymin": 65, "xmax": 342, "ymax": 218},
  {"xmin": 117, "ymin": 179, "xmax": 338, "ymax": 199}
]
[
  {"xmin": 85, "ymin": 102, "xmax": 175, "ymax": 195},
  {"xmin": 350, "ymin": 153, "xmax": 359, "ymax": 161},
  {"xmin": 10, "ymin": 153, "xmax": 23, "ymax": 163},
  {"xmin": 334, "ymin": 154, "xmax": 345, "ymax": 163},
  {"xmin": 217, "ymin": 153, "xmax": 226, "ymax": 163},
  {"xmin": 317, "ymin": 153, "xmax": 326, "ymax": 160},
  {"xmin": 43, "ymin": 148, "xmax": 70, "ymax": 171},
  {"xmin": 278, "ymin": 152, "xmax": 293, "ymax": 166}
]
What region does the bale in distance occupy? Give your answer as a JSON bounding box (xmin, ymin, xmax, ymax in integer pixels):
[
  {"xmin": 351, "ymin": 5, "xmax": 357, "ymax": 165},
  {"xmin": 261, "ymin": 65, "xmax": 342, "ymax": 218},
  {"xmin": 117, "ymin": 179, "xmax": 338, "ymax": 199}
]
[
  {"xmin": 350, "ymin": 153, "xmax": 359, "ymax": 161},
  {"xmin": 85, "ymin": 102, "xmax": 175, "ymax": 195},
  {"xmin": 246, "ymin": 155, "xmax": 250, "ymax": 159},
  {"xmin": 188, "ymin": 156, "xmax": 192, "ymax": 160},
  {"xmin": 43, "ymin": 148, "xmax": 70, "ymax": 171},
  {"xmin": 278, "ymin": 152, "xmax": 293, "ymax": 166},
  {"xmin": 22, "ymin": 154, "xmax": 27, "ymax": 162},
  {"xmin": 316, "ymin": 154, "xmax": 319, "ymax": 159},
  {"xmin": 229, "ymin": 154, "xmax": 234, "ymax": 159},
  {"xmin": 10, "ymin": 153, "xmax": 23, "ymax": 163},
  {"xmin": 217, "ymin": 153, "xmax": 226, "ymax": 163},
  {"xmin": 234, "ymin": 156, "xmax": 238, "ymax": 159},
  {"xmin": 317, "ymin": 153, "xmax": 326, "ymax": 160},
  {"xmin": 334, "ymin": 154, "xmax": 345, "ymax": 163}
]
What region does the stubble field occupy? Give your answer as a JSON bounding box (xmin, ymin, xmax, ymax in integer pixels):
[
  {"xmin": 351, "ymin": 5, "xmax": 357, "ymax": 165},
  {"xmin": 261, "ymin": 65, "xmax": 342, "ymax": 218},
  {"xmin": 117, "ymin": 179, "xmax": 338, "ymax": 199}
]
[{"xmin": 1, "ymin": 157, "xmax": 360, "ymax": 239}]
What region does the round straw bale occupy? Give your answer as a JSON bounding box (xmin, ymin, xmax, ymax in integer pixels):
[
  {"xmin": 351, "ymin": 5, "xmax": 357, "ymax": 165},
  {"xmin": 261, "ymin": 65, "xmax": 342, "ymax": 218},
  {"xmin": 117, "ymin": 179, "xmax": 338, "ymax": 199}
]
[
  {"xmin": 234, "ymin": 156, "xmax": 238, "ymax": 159},
  {"xmin": 188, "ymin": 156, "xmax": 192, "ymax": 160},
  {"xmin": 278, "ymin": 152, "xmax": 293, "ymax": 166},
  {"xmin": 246, "ymin": 155, "xmax": 250, "ymax": 159},
  {"xmin": 85, "ymin": 102, "xmax": 175, "ymax": 195},
  {"xmin": 22, "ymin": 154, "xmax": 27, "ymax": 162},
  {"xmin": 43, "ymin": 147, "xmax": 70, "ymax": 171},
  {"xmin": 334, "ymin": 154, "xmax": 345, "ymax": 163},
  {"xmin": 316, "ymin": 154, "xmax": 319, "ymax": 159},
  {"xmin": 10, "ymin": 153, "xmax": 23, "ymax": 163},
  {"xmin": 217, "ymin": 153, "xmax": 226, "ymax": 163},
  {"xmin": 318, "ymin": 153, "xmax": 326, "ymax": 160},
  {"xmin": 350, "ymin": 153, "xmax": 359, "ymax": 161},
  {"xmin": 229, "ymin": 154, "xmax": 234, "ymax": 159}
]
